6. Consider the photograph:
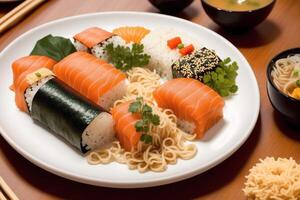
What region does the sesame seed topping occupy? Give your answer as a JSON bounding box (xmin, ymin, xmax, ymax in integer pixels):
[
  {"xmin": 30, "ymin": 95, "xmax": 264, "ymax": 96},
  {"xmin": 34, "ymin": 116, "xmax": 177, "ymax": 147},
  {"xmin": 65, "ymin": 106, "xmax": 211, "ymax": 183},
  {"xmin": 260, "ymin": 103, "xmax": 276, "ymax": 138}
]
[{"xmin": 171, "ymin": 47, "xmax": 220, "ymax": 81}]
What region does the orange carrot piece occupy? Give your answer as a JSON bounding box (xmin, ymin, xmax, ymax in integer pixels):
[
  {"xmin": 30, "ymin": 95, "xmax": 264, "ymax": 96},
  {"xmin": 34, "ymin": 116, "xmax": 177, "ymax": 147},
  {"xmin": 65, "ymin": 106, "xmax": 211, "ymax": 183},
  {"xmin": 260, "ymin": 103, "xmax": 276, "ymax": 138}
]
[
  {"xmin": 167, "ymin": 37, "xmax": 182, "ymax": 49},
  {"xmin": 179, "ymin": 44, "xmax": 195, "ymax": 55}
]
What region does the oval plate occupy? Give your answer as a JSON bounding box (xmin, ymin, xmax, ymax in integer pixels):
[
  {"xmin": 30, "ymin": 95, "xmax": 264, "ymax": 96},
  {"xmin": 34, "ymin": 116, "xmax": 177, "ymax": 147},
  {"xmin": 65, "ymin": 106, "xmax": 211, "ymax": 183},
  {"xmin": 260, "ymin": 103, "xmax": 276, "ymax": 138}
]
[{"xmin": 0, "ymin": 12, "xmax": 260, "ymax": 188}]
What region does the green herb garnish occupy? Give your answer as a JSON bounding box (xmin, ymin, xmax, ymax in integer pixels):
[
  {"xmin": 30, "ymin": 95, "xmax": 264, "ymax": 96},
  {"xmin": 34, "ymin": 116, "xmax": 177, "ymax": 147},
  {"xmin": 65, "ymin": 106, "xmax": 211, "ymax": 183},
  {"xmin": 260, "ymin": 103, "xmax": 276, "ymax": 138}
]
[
  {"xmin": 177, "ymin": 43, "xmax": 184, "ymax": 49},
  {"xmin": 203, "ymin": 57, "xmax": 239, "ymax": 97},
  {"xmin": 104, "ymin": 43, "xmax": 150, "ymax": 72},
  {"xmin": 296, "ymin": 80, "xmax": 300, "ymax": 87},
  {"xmin": 128, "ymin": 97, "xmax": 160, "ymax": 144},
  {"xmin": 293, "ymin": 70, "xmax": 299, "ymax": 77},
  {"xmin": 35, "ymin": 72, "xmax": 41, "ymax": 78},
  {"xmin": 30, "ymin": 34, "xmax": 76, "ymax": 61}
]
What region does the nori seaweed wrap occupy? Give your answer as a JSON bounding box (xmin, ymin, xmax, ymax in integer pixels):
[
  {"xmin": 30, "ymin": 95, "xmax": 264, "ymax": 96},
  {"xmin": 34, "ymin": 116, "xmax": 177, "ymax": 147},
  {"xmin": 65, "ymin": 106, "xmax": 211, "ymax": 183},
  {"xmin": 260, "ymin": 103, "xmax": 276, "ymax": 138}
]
[
  {"xmin": 172, "ymin": 47, "xmax": 221, "ymax": 81},
  {"xmin": 29, "ymin": 77, "xmax": 114, "ymax": 153}
]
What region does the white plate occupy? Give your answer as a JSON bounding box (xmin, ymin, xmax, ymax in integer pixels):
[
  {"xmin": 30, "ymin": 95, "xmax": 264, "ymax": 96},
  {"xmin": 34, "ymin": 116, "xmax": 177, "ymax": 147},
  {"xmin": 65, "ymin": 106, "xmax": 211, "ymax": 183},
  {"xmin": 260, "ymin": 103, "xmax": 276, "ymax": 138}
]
[{"xmin": 0, "ymin": 12, "xmax": 260, "ymax": 188}]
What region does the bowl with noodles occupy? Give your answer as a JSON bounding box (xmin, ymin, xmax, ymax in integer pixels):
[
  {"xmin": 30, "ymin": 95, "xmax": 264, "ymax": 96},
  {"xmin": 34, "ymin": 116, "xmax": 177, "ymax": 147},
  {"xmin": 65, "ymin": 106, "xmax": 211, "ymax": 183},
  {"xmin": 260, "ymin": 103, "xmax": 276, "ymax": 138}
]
[{"xmin": 267, "ymin": 47, "xmax": 300, "ymax": 127}]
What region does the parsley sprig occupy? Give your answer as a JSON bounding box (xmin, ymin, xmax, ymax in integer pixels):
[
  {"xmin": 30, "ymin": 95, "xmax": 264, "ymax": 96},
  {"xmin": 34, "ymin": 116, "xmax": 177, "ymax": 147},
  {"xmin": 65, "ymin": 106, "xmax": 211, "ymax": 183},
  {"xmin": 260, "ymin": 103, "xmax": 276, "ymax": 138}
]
[
  {"xmin": 203, "ymin": 57, "xmax": 239, "ymax": 97},
  {"xmin": 128, "ymin": 97, "xmax": 160, "ymax": 144},
  {"xmin": 104, "ymin": 43, "xmax": 150, "ymax": 72}
]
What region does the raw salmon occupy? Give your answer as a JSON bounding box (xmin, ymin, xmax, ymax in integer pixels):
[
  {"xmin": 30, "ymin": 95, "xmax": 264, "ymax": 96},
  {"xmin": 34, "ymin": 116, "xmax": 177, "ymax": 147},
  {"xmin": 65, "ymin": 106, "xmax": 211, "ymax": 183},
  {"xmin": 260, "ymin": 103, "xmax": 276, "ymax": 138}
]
[
  {"xmin": 153, "ymin": 78, "xmax": 224, "ymax": 139},
  {"xmin": 53, "ymin": 52, "xmax": 126, "ymax": 109},
  {"xmin": 11, "ymin": 56, "xmax": 57, "ymax": 112},
  {"xmin": 112, "ymin": 26, "xmax": 150, "ymax": 44},
  {"xmin": 111, "ymin": 101, "xmax": 141, "ymax": 151},
  {"xmin": 74, "ymin": 27, "xmax": 113, "ymax": 48}
]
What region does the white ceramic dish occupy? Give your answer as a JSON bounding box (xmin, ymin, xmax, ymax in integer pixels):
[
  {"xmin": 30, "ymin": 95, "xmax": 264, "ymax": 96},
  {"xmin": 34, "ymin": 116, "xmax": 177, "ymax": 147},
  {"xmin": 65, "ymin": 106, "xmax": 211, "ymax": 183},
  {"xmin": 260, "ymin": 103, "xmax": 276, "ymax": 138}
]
[{"xmin": 0, "ymin": 12, "xmax": 260, "ymax": 188}]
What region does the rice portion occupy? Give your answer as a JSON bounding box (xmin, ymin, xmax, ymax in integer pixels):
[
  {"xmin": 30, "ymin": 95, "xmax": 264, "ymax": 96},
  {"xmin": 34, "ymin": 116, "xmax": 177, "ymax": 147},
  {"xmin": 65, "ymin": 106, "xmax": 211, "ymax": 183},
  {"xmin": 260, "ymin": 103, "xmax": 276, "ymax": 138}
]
[
  {"xmin": 177, "ymin": 118, "xmax": 196, "ymax": 135},
  {"xmin": 82, "ymin": 112, "xmax": 115, "ymax": 151},
  {"xmin": 243, "ymin": 157, "xmax": 300, "ymax": 200},
  {"xmin": 25, "ymin": 76, "xmax": 54, "ymax": 112},
  {"xmin": 99, "ymin": 80, "xmax": 127, "ymax": 110},
  {"xmin": 141, "ymin": 27, "xmax": 200, "ymax": 80},
  {"xmin": 73, "ymin": 39, "xmax": 89, "ymax": 52},
  {"xmin": 91, "ymin": 35, "xmax": 128, "ymax": 61}
]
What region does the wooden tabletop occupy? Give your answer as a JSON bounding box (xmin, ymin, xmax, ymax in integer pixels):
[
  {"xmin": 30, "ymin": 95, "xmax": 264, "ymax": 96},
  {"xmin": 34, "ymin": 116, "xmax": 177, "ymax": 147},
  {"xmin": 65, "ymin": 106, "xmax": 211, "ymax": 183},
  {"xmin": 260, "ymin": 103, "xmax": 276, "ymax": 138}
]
[{"xmin": 1, "ymin": 0, "xmax": 300, "ymax": 199}]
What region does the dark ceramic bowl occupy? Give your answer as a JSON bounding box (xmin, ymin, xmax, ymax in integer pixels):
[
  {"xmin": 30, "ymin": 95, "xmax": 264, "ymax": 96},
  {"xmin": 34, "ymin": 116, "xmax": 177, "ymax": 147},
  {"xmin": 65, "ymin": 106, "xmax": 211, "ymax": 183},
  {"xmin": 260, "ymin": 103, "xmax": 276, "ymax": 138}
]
[
  {"xmin": 266, "ymin": 48, "xmax": 300, "ymax": 128},
  {"xmin": 149, "ymin": 0, "xmax": 194, "ymax": 13},
  {"xmin": 201, "ymin": 0, "xmax": 276, "ymax": 31}
]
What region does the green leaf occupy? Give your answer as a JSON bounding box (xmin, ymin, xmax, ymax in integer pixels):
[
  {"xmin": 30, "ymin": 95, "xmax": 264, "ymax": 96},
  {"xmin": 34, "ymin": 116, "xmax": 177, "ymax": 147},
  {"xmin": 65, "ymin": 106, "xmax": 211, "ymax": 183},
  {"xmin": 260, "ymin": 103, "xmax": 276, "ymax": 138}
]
[
  {"xmin": 129, "ymin": 101, "xmax": 142, "ymax": 113},
  {"xmin": 140, "ymin": 134, "xmax": 152, "ymax": 144},
  {"xmin": 104, "ymin": 43, "xmax": 150, "ymax": 72},
  {"xmin": 296, "ymin": 79, "xmax": 300, "ymax": 87},
  {"xmin": 30, "ymin": 34, "xmax": 76, "ymax": 61},
  {"xmin": 135, "ymin": 120, "xmax": 144, "ymax": 132},
  {"xmin": 151, "ymin": 114, "xmax": 160, "ymax": 125},
  {"xmin": 142, "ymin": 104, "xmax": 152, "ymax": 113},
  {"xmin": 204, "ymin": 57, "xmax": 239, "ymax": 97}
]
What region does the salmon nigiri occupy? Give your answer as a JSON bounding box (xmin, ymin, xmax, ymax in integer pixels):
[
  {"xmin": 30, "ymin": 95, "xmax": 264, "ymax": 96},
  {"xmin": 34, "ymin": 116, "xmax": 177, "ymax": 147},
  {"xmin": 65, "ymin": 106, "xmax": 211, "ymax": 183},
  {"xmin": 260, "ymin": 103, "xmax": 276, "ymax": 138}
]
[
  {"xmin": 53, "ymin": 52, "xmax": 126, "ymax": 110},
  {"xmin": 112, "ymin": 26, "xmax": 150, "ymax": 44},
  {"xmin": 153, "ymin": 78, "xmax": 224, "ymax": 139},
  {"xmin": 111, "ymin": 101, "xmax": 141, "ymax": 151},
  {"xmin": 73, "ymin": 27, "xmax": 126, "ymax": 60},
  {"xmin": 74, "ymin": 27, "xmax": 114, "ymax": 49},
  {"xmin": 11, "ymin": 56, "xmax": 57, "ymax": 112}
]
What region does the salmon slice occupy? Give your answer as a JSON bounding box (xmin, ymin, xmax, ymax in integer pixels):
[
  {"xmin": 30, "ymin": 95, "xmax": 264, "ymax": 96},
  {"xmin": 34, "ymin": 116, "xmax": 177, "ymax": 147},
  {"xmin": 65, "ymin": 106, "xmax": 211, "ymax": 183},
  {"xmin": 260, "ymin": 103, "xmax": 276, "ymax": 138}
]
[
  {"xmin": 153, "ymin": 78, "xmax": 224, "ymax": 139},
  {"xmin": 53, "ymin": 52, "xmax": 126, "ymax": 106},
  {"xmin": 112, "ymin": 26, "xmax": 150, "ymax": 44},
  {"xmin": 111, "ymin": 101, "xmax": 141, "ymax": 151},
  {"xmin": 74, "ymin": 27, "xmax": 114, "ymax": 48},
  {"xmin": 11, "ymin": 56, "xmax": 57, "ymax": 112}
]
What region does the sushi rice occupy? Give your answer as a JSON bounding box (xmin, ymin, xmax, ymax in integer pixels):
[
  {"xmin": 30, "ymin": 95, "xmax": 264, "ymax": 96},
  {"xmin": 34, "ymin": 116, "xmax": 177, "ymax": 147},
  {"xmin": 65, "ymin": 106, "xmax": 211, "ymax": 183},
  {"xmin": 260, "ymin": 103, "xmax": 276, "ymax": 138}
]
[
  {"xmin": 74, "ymin": 35, "xmax": 129, "ymax": 61},
  {"xmin": 98, "ymin": 80, "xmax": 127, "ymax": 110},
  {"xmin": 142, "ymin": 27, "xmax": 200, "ymax": 79}
]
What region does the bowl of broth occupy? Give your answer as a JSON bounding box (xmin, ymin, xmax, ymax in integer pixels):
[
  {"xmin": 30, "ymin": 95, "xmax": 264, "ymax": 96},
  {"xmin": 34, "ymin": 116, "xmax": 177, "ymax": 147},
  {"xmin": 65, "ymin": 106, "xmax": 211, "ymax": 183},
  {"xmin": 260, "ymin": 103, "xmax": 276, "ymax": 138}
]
[
  {"xmin": 267, "ymin": 48, "xmax": 300, "ymax": 128},
  {"xmin": 201, "ymin": 0, "xmax": 276, "ymax": 31}
]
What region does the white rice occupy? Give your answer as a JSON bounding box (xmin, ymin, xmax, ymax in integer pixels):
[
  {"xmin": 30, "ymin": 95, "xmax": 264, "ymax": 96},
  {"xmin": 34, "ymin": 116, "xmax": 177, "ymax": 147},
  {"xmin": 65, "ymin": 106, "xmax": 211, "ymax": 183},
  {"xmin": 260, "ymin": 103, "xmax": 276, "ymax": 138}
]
[
  {"xmin": 99, "ymin": 80, "xmax": 127, "ymax": 110},
  {"xmin": 141, "ymin": 27, "xmax": 200, "ymax": 80},
  {"xmin": 25, "ymin": 76, "xmax": 54, "ymax": 112},
  {"xmin": 177, "ymin": 118, "xmax": 195, "ymax": 135},
  {"xmin": 73, "ymin": 39, "xmax": 89, "ymax": 52},
  {"xmin": 82, "ymin": 112, "xmax": 115, "ymax": 151}
]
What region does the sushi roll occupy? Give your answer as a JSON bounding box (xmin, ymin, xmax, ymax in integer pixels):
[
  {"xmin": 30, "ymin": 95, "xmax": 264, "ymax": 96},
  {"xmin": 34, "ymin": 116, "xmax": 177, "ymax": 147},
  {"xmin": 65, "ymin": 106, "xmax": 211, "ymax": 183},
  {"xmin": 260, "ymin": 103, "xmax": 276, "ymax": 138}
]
[
  {"xmin": 172, "ymin": 47, "xmax": 221, "ymax": 81},
  {"xmin": 73, "ymin": 27, "xmax": 127, "ymax": 60},
  {"xmin": 12, "ymin": 57, "xmax": 115, "ymax": 153},
  {"xmin": 53, "ymin": 52, "xmax": 127, "ymax": 110},
  {"xmin": 11, "ymin": 56, "xmax": 57, "ymax": 112},
  {"xmin": 111, "ymin": 101, "xmax": 141, "ymax": 151},
  {"xmin": 153, "ymin": 78, "xmax": 224, "ymax": 138}
]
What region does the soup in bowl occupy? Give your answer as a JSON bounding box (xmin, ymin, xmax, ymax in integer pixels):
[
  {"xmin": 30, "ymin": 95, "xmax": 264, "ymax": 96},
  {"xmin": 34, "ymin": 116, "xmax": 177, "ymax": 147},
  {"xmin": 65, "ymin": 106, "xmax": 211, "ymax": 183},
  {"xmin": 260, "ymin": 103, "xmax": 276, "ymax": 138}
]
[
  {"xmin": 201, "ymin": 0, "xmax": 276, "ymax": 31},
  {"xmin": 205, "ymin": 0, "xmax": 274, "ymax": 11},
  {"xmin": 267, "ymin": 48, "xmax": 300, "ymax": 128}
]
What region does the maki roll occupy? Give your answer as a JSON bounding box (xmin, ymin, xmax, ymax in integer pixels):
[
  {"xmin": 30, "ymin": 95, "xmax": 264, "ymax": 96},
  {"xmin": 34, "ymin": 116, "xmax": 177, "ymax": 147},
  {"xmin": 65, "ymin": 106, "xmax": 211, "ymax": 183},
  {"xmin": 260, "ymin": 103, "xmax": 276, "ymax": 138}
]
[
  {"xmin": 171, "ymin": 47, "xmax": 221, "ymax": 81},
  {"xmin": 73, "ymin": 27, "xmax": 127, "ymax": 60},
  {"xmin": 153, "ymin": 78, "xmax": 224, "ymax": 139},
  {"xmin": 53, "ymin": 52, "xmax": 127, "ymax": 110},
  {"xmin": 12, "ymin": 56, "xmax": 115, "ymax": 153},
  {"xmin": 11, "ymin": 55, "xmax": 57, "ymax": 112}
]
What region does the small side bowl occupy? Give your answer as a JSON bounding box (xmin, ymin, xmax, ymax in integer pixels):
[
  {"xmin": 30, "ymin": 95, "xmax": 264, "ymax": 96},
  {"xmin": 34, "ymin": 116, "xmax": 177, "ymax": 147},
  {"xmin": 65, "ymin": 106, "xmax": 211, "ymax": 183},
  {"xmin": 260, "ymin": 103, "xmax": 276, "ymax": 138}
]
[
  {"xmin": 149, "ymin": 0, "xmax": 194, "ymax": 13},
  {"xmin": 201, "ymin": 0, "xmax": 276, "ymax": 31},
  {"xmin": 266, "ymin": 48, "xmax": 300, "ymax": 127}
]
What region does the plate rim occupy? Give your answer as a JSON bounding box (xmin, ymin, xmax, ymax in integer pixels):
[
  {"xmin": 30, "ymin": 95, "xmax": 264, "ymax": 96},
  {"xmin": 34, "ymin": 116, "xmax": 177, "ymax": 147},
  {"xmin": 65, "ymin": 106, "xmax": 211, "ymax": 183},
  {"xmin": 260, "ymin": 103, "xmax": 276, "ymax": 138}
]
[{"xmin": 0, "ymin": 11, "xmax": 260, "ymax": 188}]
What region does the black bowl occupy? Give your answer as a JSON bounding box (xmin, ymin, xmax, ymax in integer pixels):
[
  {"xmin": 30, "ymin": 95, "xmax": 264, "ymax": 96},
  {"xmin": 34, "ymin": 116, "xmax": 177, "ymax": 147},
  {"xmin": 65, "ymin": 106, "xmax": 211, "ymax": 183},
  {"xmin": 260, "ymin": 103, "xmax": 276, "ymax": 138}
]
[
  {"xmin": 201, "ymin": 0, "xmax": 276, "ymax": 31},
  {"xmin": 266, "ymin": 48, "xmax": 300, "ymax": 128},
  {"xmin": 149, "ymin": 0, "xmax": 194, "ymax": 13}
]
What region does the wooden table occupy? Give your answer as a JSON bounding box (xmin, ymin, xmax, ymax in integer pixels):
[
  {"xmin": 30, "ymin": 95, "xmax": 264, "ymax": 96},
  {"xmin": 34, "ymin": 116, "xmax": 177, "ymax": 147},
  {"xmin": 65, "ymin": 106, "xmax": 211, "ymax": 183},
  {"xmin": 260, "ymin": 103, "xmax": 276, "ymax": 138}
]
[{"xmin": 1, "ymin": 0, "xmax": 300, "ymax": 199}]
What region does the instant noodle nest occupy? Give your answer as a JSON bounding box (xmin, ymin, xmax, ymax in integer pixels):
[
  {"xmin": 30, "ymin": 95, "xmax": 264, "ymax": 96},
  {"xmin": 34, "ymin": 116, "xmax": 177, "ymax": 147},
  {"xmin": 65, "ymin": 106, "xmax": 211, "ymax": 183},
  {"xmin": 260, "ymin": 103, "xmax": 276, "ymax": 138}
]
[{"xmin": 243, "ymin": 157, "xmax": 300, "ymax": 200}]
